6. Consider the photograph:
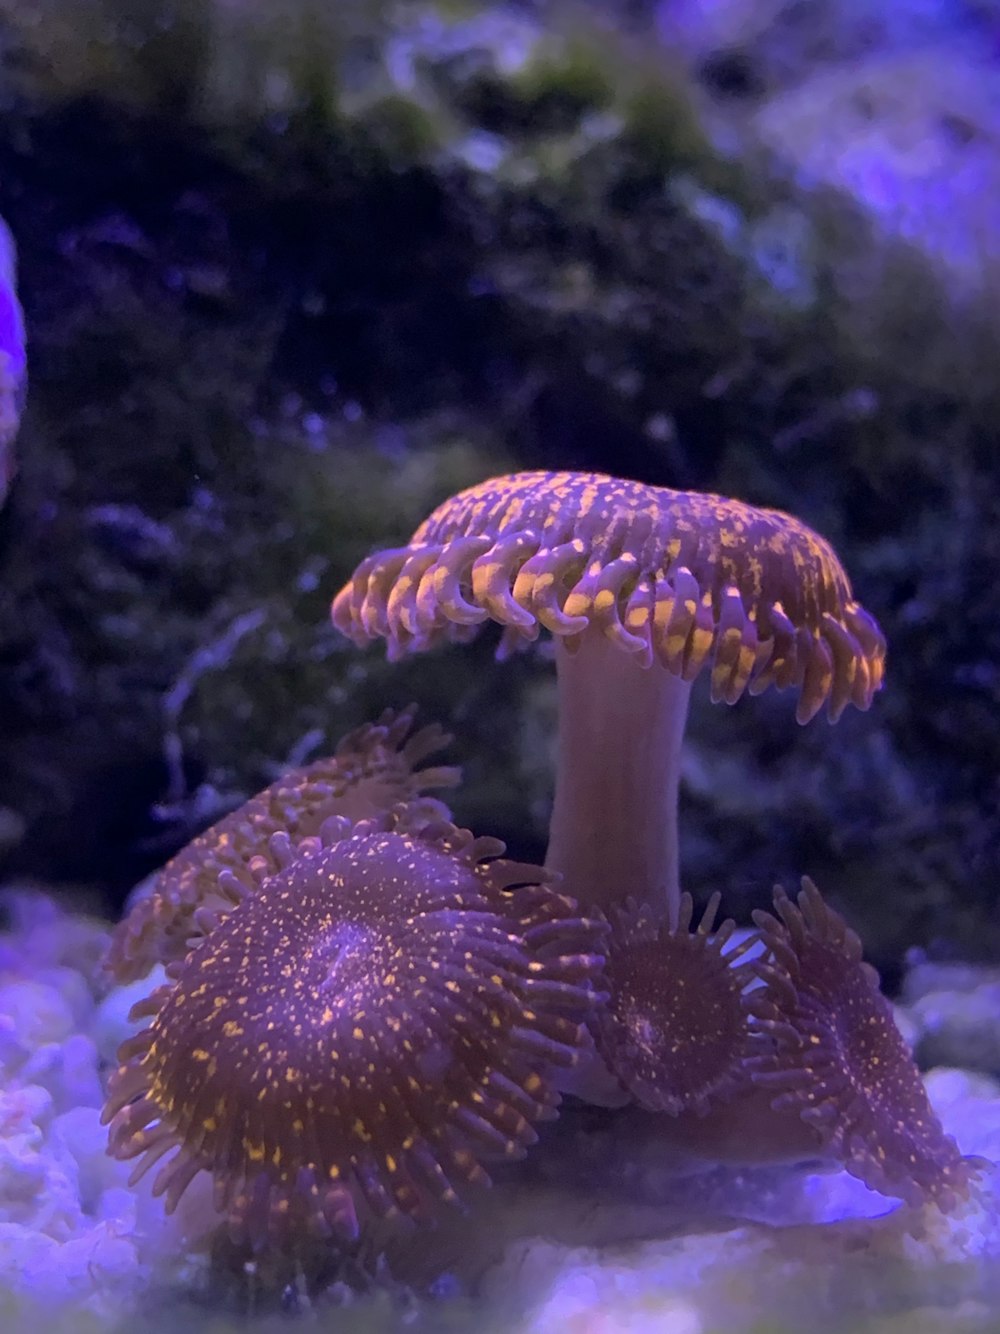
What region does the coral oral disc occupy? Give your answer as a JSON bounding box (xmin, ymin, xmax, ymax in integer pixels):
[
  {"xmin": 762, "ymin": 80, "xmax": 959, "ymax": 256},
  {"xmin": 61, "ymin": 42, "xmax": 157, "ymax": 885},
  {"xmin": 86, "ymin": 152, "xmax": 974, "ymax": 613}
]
[
  {"xmin": 104, "ymin": 707, "xmax": 459, "ymax": 985},
  {"xmin": 104, "ymin": 818, "xmax": 607, "ymax": 1246},
  {"xmin": 749, "ymin": 878, "xmax": 972, "ymax": 1209},
  {"xmin": 596, "ymin": 892, "xmax": 758, "ymax": 1116}
]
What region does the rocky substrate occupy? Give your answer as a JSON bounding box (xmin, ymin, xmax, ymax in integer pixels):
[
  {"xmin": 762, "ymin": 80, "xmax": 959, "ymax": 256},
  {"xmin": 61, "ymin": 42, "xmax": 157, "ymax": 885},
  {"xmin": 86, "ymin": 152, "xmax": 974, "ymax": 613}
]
[{"xmin": 1, "ymin": 885, "xmax": 999, "ymax": 1334}]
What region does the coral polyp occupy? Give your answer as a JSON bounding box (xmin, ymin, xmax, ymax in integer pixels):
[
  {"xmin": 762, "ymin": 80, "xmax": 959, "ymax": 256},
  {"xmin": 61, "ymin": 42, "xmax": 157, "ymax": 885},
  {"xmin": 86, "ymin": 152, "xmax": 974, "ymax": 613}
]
[
  {"xmin": 331, "ymin": 468, "xmax": 886, "ymax": 926},
  {"xmin": 596, "ymin": 893, "xmax": 760, "ymax": 1115},
  {"xmin": 748, "ymin": 879, "xmax": 972, "ymax": 1209},
  {"xmin": 105, "ymin": 707, "xmax": 459, "ymax": 985},
  {"xmin": 103, "ymin": 816, "xmax": 607, "ymax": 1247}
]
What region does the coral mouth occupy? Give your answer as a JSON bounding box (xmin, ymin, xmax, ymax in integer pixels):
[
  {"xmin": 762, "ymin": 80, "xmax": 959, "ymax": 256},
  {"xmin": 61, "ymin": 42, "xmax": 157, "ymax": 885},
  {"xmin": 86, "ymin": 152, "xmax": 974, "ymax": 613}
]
[
  {"xmin": 596, "ymin": 891, "xmax": 760, "ymax": 1116},
  {"xmin": 104, "ymin": 815, "xmax": 608, "ymax": 1249}
]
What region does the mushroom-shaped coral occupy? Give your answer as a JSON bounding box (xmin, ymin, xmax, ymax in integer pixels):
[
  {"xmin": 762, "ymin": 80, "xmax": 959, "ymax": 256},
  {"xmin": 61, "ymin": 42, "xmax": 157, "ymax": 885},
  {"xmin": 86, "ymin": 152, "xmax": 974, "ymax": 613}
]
[
  {"xmin": 102, "ymin": 816, "xmax": 607, "ymax": 1247},
  {"xmin": 331, "ymin": 471, "xmax": 885, "ymax": 922},
  {"xmin": 748, "ymin": 878, "xmax": 972, "ymax": 1209},
  {"xmin": 105, "ymin": 708, "xmax": 458, "ymax": 984},
  {"xmin": 596, "ymin": 893, "xmax": 759, "ymax": 1115}
]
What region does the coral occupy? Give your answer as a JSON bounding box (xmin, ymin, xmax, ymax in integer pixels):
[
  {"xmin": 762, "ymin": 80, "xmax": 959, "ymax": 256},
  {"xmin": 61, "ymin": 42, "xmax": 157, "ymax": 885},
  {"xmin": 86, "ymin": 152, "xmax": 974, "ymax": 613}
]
[
  {"xmin": 331, "ymin": 467, "xmax": 886, "ymax": 924},
  {"xmin": 104, "ymin": 811, "xmax": 606, "ymax": 1249},
  {"xmin": 332, "ymin": 468, "xmax": 886, "ymax": 719},
  {"xmin": 595, "ymin": 892, "xmax": 759, "ymax": 1114},
  {"xmin": 104, "ymin": 707, "xmax": 459, "ymax": 984},
  {"xmin": 749, "ymin": 879, "xmax": 972, "ymax": 1208},
  {"xmin": 99, "ymin": 720, "xmax": 970, "ymax": 1254}
]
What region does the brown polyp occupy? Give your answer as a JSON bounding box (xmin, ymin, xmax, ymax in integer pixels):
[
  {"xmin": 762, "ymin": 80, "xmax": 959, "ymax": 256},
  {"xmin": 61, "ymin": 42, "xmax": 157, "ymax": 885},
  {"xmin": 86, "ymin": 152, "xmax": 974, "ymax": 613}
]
[
  {"xmin": 748, "ymin": 878, "xmax": 973, "ymax": 1210},
  {"xmin": 332, "ymin": 471, "xmax": 886, "ymax": 724},
  {"xmin": 596, "ymin": 892, "xmax": 761, "ymax": 1116},
  {"xmin": 102, "ymin": 815, "xmax": 608, "ymax": 1248},
  {"xmin": 104, "ymin": 707, "xmax": 459, "ymax": 985}
]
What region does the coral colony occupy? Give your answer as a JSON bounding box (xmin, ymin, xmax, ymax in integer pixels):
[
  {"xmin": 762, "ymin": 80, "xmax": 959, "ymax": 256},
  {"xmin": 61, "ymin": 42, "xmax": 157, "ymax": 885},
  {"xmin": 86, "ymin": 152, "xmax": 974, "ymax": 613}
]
[{"xmin": 103, "ymin": 469, "xmax": 976, "ymax": 1265}]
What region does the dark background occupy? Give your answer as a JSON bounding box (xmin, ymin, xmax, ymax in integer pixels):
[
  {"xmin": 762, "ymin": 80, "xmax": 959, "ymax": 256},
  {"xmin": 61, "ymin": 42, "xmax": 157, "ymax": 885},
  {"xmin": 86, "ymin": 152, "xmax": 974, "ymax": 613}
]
[{"xmin": 1, "ymin": 0, "xmax": 998, "ymax": 981}]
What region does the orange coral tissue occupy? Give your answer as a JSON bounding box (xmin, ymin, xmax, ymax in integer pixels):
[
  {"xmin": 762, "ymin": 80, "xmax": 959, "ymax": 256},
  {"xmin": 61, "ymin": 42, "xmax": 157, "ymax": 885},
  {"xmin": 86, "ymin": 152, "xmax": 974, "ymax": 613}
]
[{"xmin": 103, "ymin": 815, "xmax": 607, "ymax": 1248}]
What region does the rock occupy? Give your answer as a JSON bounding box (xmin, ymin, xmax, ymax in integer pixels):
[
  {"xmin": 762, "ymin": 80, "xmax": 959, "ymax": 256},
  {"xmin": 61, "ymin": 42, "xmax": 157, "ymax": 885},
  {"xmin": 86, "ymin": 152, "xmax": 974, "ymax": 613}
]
[
  {"xmin": 0, "ymin": 890, "xmax": 112, "ymax": 991},
  {"xmin": 0, "ymin": 1217, "xmax": 139, "ymax": 1318},
  {"xmin": 902, "ymin": 963, "xmax": 1000, "ymax": 1078},
  {"xmin": 0, "ymin": 982, "xmax": 76, "ymax": 1056},
  {"xmin": 0, "ymin": 1085, "xmax": 82, "ymax": 1240},
  {"xmin": 925, "ymin": 1069, "xmax": 1000, "ymax": 1163},
  {"xmin": 754, "ymin": 48, "xmax": 1000, "ymax": 285},
  {"xmin": 19, "ymin": 1035, "xmax": 104, "ymax": 1114},
  {"xmin": 90, "ymin": 967, "xmax": 166, "ymax": 1066},
  {"xmin": 49, "ymin": 1107, "xmax": 128, "ymax": 1215}
]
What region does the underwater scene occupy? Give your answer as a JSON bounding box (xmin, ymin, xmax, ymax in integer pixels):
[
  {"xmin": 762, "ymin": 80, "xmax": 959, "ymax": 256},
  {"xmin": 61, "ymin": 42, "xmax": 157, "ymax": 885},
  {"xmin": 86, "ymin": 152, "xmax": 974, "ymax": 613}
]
[{"xmin": 1, "ymin": 1, "xmax": 1000, "ymax": 1331}]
